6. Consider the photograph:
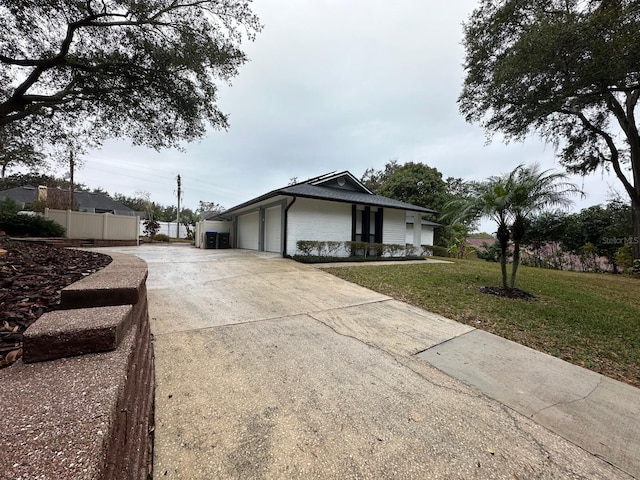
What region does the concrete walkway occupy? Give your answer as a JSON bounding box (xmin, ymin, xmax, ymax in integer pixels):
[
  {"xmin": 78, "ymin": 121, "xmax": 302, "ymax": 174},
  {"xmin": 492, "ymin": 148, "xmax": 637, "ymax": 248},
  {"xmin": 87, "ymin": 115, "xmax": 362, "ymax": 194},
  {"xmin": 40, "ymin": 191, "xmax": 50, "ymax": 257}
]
[{"xmin": 99, "ymin": 245, "xmax": 639, "ymax": 479}]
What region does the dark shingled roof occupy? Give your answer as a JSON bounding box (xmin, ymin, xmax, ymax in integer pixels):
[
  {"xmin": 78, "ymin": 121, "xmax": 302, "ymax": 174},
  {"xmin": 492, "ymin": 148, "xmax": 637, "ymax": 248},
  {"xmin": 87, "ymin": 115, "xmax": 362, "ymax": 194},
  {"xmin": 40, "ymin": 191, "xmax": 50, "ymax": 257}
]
[
  {"xmin": 0, "ymin": 186, "xmax": 39, "ymax": 205},
  {"xmin": 72, "ymin": 191, "xmax": 134, "ymax": 215},
  {"xmin": 0, "ymin": 186, "xmax": 134, "ymax": 215},
  {"xmin": 281, "ymin": 183, "xmax": 436, "ymax": 212},
  {"xmin": 223, "ymin": 171, "xmax": 437, "ymax": 215},
  {"xmin": 406, "ymin": 214, "xmax": 440, "ymax": 227}
]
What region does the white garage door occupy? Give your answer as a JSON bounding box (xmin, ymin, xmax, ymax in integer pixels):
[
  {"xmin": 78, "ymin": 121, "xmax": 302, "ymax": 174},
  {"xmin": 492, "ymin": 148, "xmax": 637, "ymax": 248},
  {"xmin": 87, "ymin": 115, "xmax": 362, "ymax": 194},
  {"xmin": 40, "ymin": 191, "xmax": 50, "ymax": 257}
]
[
  {"xmin": 264, "ymin": 206, "xmax": 282, "ymax": 253},
  {"xmin": 237, "ymin": 212, "xmax": 259, "ymax": 250}
]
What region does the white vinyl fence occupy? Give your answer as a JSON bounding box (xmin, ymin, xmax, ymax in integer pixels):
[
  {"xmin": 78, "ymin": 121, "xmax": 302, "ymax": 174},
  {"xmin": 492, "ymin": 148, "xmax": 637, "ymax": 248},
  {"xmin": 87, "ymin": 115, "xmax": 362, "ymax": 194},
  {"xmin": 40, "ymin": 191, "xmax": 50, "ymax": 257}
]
[
  {"xmin": 139, "ymin": 221, "xmax": 189, "ymax": 239},
  {"xmin": 45, "ymin": 208, "xmax": 140, "ymax": 241}
]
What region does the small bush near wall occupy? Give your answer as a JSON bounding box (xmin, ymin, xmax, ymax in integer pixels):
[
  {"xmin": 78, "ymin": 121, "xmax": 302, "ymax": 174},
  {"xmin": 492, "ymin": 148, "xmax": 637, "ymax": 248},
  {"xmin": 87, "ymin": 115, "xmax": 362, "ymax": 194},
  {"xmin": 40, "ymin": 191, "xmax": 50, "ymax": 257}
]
[
  {"xmin": 432, "ymin": 245, "xmax": 450, "ymax": 257},
  {"xmin": 143, "ymin": 219, "xmax": 160, "ymax": 238},
  {"xmin": 314, "ymin": 241, "xmax": 327, "ymax": 256},
  {"xmin": 421, "ymin": 245, "xmax": 434, "ymax": 256},
  {"xmin": 0, "ymin": 213, "xmax": 65, "ymax": 237},
  {"xmin": 384, "ymin": 244, "xmax": 405, "ymax": 257},
  {"xmin": 345, "ymin": 241, "xmax": 369, "ymax": 257},
  {"xmin": 154, "ymin": 233, "xmax": 170, "ymax": 242},
  {"xmin": 292, "ymin": 240, "xmax": 427, "ymax": 264},
  {"xmin": 371, "ymin": 243, "xmax": 385, "ymax": 257},
  {"xmin": 296, "ymin": 240, "xmax": 320, "ymax": 256},
  {"xmin": 325, "ymin": 241, "xmax": 342, "ymax": 256}
]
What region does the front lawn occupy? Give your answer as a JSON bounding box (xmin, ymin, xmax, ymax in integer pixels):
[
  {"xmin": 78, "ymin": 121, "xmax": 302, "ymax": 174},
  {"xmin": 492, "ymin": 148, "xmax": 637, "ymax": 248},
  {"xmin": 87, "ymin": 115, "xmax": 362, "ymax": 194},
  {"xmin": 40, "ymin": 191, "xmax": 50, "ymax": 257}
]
[{"xmin": 324, "ymin": 258, "xmax": 640, "ymax": 388}]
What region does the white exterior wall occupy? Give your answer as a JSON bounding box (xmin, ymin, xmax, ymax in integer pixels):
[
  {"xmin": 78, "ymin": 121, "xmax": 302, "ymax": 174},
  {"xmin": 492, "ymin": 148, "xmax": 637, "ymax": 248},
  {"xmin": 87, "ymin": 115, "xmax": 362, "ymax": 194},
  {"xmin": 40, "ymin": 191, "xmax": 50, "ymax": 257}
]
[
  {"xmin": 195, "ymin": 220, "xmax": 231, "ymax": 248},
  {"xmin": 287, "ymin": 198, "xmax": 352, "ymax": 256},
  {"xmin": 406, "ymin": 225, "xmax": 435, "ymax": 246},
  {"xmin": 238, "ymin": 211, "xmax": 259, "ymax": 249},
  {"xmin": 382, "ymin": 209, "xmax": 406, "ymax": 245},
  {"xmin": 264, "ymin": 206, "xmax": 282, "ymax": 253},
  {"xmin": 422, "ymin": 226, "xmax": 434, "ymax": 246}
]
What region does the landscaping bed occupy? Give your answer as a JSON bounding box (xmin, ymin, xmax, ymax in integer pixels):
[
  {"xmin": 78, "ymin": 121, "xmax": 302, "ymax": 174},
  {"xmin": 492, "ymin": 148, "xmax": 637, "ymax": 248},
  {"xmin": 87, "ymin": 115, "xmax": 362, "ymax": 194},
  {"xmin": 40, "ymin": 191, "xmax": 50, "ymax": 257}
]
[
  {"xmin": 0, "ymin": 235, "xmax": 112, "ymax": 368},
  {"xmin": 292, "ymin": 254, "xmax": 426, "ymax": 264}
]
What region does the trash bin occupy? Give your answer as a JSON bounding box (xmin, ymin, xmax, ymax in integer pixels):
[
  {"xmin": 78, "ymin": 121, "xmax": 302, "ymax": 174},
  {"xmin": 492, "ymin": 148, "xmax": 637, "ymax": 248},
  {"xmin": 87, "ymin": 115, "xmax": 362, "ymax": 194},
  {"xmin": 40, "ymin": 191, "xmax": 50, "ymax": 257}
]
[
  {"xmin": 217, "ymin": 232, "xmax": 230, "ymax": 249},
  {"xmin": 205, "ymin": 231, "xmax": 218, "ymax": 249}
]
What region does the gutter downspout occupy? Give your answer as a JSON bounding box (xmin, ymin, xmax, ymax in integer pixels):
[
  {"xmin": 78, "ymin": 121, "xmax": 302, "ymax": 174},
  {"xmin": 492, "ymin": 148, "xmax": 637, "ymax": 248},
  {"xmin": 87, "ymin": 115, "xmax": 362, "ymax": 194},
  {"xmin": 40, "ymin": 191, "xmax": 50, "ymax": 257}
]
[{"xmin": 282, "ymin": 196, "xmax": 297, "ymax": 257}]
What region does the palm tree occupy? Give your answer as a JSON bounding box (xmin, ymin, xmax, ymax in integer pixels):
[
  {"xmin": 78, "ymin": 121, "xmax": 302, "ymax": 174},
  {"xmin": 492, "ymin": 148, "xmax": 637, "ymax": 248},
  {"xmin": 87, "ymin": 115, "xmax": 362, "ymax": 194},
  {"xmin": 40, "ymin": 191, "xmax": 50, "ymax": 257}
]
[
  {"xmin": 444, "ymin": 163, "xmax": 580, "ymax": 291},
  {"xmin": 445, "ymin": 174, "xmax": 514, "ymax": 289},
  {"xmin": 473, "ymin": 176, "xmax": 514, "ymax": 289},
  {"xmin": 508, "ymin": 164, "xmax": 581, "ymax": 288}
]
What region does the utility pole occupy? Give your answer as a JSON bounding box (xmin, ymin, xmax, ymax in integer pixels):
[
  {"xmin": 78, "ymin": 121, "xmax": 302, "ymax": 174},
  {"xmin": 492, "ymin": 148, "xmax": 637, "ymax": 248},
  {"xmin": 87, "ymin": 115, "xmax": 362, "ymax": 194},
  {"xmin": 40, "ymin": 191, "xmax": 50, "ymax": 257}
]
[
  {"xmin": 69, "ymin": 150, "xmax": 74, "ymax": 208},
  {"xmin": 176, "ymin": 174, "xmax": 181, "ymax": 239}
]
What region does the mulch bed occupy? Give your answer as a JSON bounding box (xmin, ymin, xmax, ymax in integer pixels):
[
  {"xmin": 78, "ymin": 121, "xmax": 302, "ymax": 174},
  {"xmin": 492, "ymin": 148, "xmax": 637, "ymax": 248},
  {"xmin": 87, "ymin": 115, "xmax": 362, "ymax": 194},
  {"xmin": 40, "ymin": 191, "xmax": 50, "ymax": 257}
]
[
  {"xmin": 0, "ymin": 234, "xmax": 112, "ymax": 368},
  {"xmin": 479, "ymin": 285, "xmax": 537, "ymax": 300}
]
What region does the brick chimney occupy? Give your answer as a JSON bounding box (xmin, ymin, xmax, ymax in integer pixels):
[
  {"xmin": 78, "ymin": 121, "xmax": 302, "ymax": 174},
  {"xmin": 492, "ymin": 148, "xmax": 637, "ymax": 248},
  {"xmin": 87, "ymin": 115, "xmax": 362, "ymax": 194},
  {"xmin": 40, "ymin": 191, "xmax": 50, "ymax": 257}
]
[{"xmin": 37, "ymin": 185, "xmax": 47, "ymax": 202}]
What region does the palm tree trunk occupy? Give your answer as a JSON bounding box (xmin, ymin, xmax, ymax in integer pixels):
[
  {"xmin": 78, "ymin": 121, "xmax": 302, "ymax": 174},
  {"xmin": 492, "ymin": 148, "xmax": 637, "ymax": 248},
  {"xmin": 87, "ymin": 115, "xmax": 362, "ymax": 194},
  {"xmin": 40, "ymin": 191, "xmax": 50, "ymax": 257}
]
[
  {"xmin": 510, "ymin": 214, "xmax": 526, "ymax": 289},
  {"xmin": 500, "ymin": 251, "xmax": 508, "ymax": 289},
  {"xmin": 510, "ymin": 240, "xmax": 520, "ymax": 288},
  {"xmin": 497, "ymin": 221, "xmax": 510, "ymax": 289}
]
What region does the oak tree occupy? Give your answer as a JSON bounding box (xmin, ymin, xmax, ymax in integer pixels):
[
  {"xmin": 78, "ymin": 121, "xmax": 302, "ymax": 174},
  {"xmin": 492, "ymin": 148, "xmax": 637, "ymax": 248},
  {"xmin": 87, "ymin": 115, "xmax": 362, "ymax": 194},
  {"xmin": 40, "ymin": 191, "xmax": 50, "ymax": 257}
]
[
  {"xmin": 460, "ymin": 0, "xmax": 640, "ymax": 258},
  {"xmin": 0, "ymin": 0, "xmax": 261, "ymax": 151}
]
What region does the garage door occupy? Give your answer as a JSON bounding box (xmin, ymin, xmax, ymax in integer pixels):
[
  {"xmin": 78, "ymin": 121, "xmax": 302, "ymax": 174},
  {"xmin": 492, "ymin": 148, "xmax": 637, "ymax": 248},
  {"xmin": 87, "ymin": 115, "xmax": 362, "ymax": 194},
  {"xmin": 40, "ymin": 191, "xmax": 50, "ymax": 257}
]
[
  {"xmin": 237, "ymin": 212, "xmax": 259, "ymax": 250},
  {"xmin": 264, "ymin": 206, "xmax": 282, "ymax": 253}
]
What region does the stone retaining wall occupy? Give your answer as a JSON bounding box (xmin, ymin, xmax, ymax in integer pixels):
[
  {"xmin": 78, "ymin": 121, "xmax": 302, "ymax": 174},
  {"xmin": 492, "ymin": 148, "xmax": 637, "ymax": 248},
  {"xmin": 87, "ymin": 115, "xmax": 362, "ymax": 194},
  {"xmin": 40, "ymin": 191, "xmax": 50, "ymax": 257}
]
[{"xmin": 0, "ymin": 252, "xmax": 154, "ymax": 480}]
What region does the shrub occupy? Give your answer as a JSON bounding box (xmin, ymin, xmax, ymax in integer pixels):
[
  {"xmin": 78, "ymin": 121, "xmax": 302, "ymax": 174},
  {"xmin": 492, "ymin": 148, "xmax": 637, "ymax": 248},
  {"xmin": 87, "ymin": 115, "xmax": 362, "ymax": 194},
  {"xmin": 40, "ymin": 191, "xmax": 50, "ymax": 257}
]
[
  {"xmin": 405, "ymin": 244, "xmax": 417, "ymax": 257},
  {"xmin": 154, "ymin": 233, "xmax": 170, "ymax": 242},
  {"xmin": 632, "ymin": 259, "xmax": 640, "ymax": 276},
  {"xmin": 345, "ymin": 241, "xmax": 369, "ymax": 257},
  {"xmin": 0, "ymin": 213, "xmax": 65, "ymax": 237},
  {"xmin": 615, "ymin": 245, "xmax": 634, "ymax": 270},
  {"xmin": 314, "ymin": 241, "xmax": 327, "ymax": 256},
  {"xmin": 476, "ymin": 240, "xmax": 502, "ymax": 262},
  {"xmin": 325, "ymin": 241, "xmax": 342, "ymax": 256},
  {"xmin": 431, "ymin": 245, "xmax": 450, "ymax": 257},
  {"xmin": 0, "ymin": 198, "xmax": 21, "ymax": 217},
  {"xmin": 384, "ymin": 244, "xmax": 405, "ymax": 257},
  {"xmin": 143, "ymin": 219, "xmax": 160, "ymax": 238},
  {"xmin": 296, "ymin": 240, "xmax": 318, "ymax": 256},
  {"xmin": 370, "ymin": 243, "xmax": 384, "ymax": 257},
  {"xmin": 421, "ymin": 245, "xmax": 433, "ymax": 256}
]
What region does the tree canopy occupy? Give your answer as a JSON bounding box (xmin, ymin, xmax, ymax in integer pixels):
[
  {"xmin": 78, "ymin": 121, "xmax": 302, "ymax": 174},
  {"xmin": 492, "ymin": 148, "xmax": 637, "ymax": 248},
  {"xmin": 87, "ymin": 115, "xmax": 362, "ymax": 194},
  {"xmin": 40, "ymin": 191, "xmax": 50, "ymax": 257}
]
[
  {"xmin": 0, "ymin": 122, "xmax": 46, "ymax": 178},
  {"xmin": 0, "ymin": 0, "xmax": 261, "ymax": 151},
  {"xmin": 361, "ymin": 160, "xmax": 449, "ymax": 212},
  {"xmin": 460, "ymin": 0, "xmax": 640, "ymax": 258}
]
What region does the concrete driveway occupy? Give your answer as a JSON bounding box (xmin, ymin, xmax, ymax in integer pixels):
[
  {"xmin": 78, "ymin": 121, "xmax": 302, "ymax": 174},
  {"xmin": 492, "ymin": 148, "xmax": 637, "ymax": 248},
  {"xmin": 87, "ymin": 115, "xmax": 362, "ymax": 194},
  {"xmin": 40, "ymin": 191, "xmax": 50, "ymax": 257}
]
[{"xmin": 99, "ymin": 245, "xmax": 635, "ymax": 479}]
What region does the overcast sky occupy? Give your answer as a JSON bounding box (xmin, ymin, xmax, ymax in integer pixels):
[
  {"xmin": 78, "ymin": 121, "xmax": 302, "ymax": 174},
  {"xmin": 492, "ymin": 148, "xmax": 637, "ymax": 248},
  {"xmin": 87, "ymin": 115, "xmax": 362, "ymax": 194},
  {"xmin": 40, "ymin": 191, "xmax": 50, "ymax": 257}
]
[{"xmin": 55, "ymin": 0, "xmax": 621, "ymax": 229}]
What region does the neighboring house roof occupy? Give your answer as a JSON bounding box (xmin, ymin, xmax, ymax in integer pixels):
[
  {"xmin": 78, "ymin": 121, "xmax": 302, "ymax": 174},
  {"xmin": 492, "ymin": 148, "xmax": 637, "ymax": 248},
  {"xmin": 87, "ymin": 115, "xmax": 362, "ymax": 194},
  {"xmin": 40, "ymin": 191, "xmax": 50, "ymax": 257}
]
[
  {"xmin": 406, "ymin": 214, "xmax": 440, "ymax": 227},
  {"xmin": 0, "ymin": 186, "xmax": 134, "ymax": 216},
  {"xmin": 73, "ymin": 191, "xmax": 135, "ymax": 215},
  {"xmin": 199, "ymin": 210, "xmax": 225, "ymax": 221},
  {"xmin": 223, "ymin": 171, "xmax": 438, "ymax": 215},
  {"xmin": 0, "ymin": 186, "xmax": 39, "ymax": 205},
  {"xmin": 466, "ymin": 237, "xmax": 495, "ymax": 251}
]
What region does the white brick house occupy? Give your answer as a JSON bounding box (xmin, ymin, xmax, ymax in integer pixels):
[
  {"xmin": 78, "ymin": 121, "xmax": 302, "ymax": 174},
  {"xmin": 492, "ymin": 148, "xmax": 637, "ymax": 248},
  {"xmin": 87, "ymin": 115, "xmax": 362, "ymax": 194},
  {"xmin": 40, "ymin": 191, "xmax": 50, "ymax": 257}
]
[{"xmin": 220, "ymin": 171, "xmax": 438, "ymax": 257}]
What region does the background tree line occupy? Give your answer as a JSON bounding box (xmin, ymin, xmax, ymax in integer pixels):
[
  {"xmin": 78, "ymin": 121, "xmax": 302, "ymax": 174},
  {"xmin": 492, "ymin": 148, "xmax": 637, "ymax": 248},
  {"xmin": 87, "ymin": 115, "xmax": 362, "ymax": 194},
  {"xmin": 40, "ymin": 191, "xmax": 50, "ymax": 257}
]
[{"xmin": 361, "ymin": 159, "xmax": 636, "ymax": 278}]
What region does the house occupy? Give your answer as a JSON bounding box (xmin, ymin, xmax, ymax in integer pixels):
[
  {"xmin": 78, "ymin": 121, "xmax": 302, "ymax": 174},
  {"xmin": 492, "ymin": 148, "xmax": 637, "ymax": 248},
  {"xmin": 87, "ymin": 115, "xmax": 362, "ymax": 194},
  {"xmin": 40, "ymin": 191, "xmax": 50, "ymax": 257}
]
[
  {"xmin": 0, "ymin": 186, "xmax": 135, "ymax": 216},
  {"xmin": 215, "ymin": 171, "xmax": 438, "ymax": 256},
  {"xmin": 406, "ymin": 214, "xmax": 439, "ymax": 247}
]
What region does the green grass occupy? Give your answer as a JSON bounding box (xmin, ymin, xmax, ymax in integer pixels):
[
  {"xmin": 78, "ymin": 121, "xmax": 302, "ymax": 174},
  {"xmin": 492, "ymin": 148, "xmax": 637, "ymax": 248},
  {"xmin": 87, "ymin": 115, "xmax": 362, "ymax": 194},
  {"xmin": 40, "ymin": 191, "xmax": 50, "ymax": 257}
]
[{"xmin": 324, "ymin": 258, "xmax": 640, "ymax": 388}]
